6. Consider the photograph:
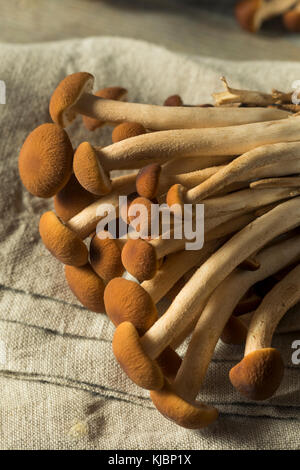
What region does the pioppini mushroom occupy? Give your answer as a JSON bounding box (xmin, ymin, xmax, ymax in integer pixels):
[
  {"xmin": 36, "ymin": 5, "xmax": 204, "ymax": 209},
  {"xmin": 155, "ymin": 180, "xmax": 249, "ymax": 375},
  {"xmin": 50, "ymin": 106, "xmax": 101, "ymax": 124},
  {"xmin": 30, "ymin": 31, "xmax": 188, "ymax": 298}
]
[
  {"xmin": 283, "ymin": 3, "xmax": 300, "ymax": 32},
  {"xmin": 169, "ymin": 233, "xmax": 300, "ymax": 408},
  {"xmin": 54, "ymin": 173, "xmax": 97, "ymax": 222},
  {"xmin": 112, "ymin": 122, "xmax": 147, "ymax": 143},
  {"xmin": 18, "ymin": 123, "xmax": 74, "ymax": 198},
  {"xmin": 39, "ymin": 173, "xmax": 136, "ymax": 266},
  {"xmin": 166, "ymin": 142, "xmax": 300, "ymax": 207},
  {"xmin": 89, "ymin": 232, "xmax": 124, "ymax": 283},
  {"xmin": 235, "ymin": 0, "xmax": 298, "ymax": 33},
  {"xmin": 230, "ymin": 262, "xmax": 300, "ymax": 400},
  {"xmin": 65, "ymin": 263, "xmax": 106, "ymax": 313},
  {"xmin": 112, "ymin": 197, "xmax": 300, "ymax": 390},
  {"xmin": 73, "ymin": 116, "xmax": 300, "ymax": 195},
  {"xmin": 49, "ymin": 72, "xmax": 287, "ymax": 130},
  {"xmin": 82, "ymin": 86, "xmax": 128, "ymax": 131},
  {"xmin": 136, "ymin": 163, "xmax": 221, "ymax": 200},
  {"xmin": 121, "ymin": 186, "xmax": 300, "ymax": 281},
  {"xmin": 104, "ymin": 238, "xmax": 222, "ymax": 332}
]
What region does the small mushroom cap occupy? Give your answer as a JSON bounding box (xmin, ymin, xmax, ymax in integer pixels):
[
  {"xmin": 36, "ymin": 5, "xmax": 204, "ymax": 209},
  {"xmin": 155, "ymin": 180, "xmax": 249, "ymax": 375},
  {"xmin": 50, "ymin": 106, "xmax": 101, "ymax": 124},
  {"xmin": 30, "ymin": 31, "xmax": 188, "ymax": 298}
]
[
  {"xmin": 90, "ymin": 233, "xmax": 124, "ymax": 283},
  {"xmin": 121, "ymin": 239, "xmax": 157, "ymax": 282},
  {"xmin": 65, "ymin": 264, "xmax": 105, "ymax": 313},
  {"xmin": 136, "ymin": 163, "xmax": 162, "ymax": 199},
  {"xmin": 83, "ymin": 87, "xmax": 128, "ymax": 131},
  {"xmin": 128, "ymin": 196, "xmax": 153, "ymax": 237},
  {"xmin": 166, "ymin": 183, "xmax": 186, "ymax": 210},
  {"xmin": 54, "ymin": 173, "xmax": 96, "ymax": 221},
  {"xmin": 221, "ymin": 316, "xmax": 248, "ymax": 345},
  {"xmin": 73, "ymin": 142, "xmax": 112, "ymax": 195},
  {"xmin": 156, "ymin": 347, "xmax": 182, "ymax": 383},
  {"xmin": 235, "ymin": 0, "xmax": 259, "ymax": 33},
  {"xmin": 150, "ymin": 381, "xmax": 219, "ymax": 429},
  {"xmin": 50, "ymin": 72, "xmax": 94, "ymax": 127},
  {"xmin": 112, "ymin": 321, "xmax": 164, "ymax": 390},
  {"xmin": 229, "ymin": 348, "xmax": 284, "ymax": 401},
  {"xmin": 283, "ymin": 10, "xmax": 300, "ymax": 32},
  {"xmin": 164, "ymin": 95, "xmax": 183, "ymax": 107},
  {"xmin": 104, "ymin": 278, "xmax": 157, "ymax": 333},
  {"xmin": 18, "ymin": 123, "xmax": 73, "ymax": 198},
  {"xmin": 112, "ymin": 122, "xmax": 146, "ymax": 143},
  {"xmin": 39, "ymin": 211, "xmax": 88, "ymax": 266}
]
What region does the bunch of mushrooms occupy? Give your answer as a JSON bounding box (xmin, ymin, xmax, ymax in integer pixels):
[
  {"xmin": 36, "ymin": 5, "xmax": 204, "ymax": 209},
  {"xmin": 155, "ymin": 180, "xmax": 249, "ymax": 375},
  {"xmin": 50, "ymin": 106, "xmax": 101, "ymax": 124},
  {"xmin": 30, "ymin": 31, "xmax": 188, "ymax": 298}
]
[{"xmin": 18, "ymin": 72, "xmax": 300, "ymax": 429}]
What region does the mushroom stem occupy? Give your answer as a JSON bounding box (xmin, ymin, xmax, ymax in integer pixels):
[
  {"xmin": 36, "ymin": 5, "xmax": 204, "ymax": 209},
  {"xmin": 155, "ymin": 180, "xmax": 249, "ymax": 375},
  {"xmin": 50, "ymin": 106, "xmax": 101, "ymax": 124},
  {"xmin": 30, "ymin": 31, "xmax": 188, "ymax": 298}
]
[
  {"xmin": 122, "ymin": 186, "xmax": 299, "ymax": 281},
  {"xmin": 141, "ymin": 238, "xmax": 223, "ymax": 303},
  {"xmin": 245, "ymin": 263, "xmax": 300, "ymax": 354},
  {"xmin": 230, "ymin": 262, "xmax": 300, "ymax": 400},
  {"xmin": 172, "ymin": 233, "xmax": 300, "ymax": 401},
  {"xmin": 73, "ymin": 91, "xmax": 287, "ymax": 130},
  {"xmin": 113, "ymin": 197, "xmax": 300, "ymax": 391},
  {"xmin": 170, "ymin": 142, "xmax": 300, "ymax": 204},
  {"xmin": 212, "ymin": 77, "xmax": 276, "ymax": 107},
  {"xmin": 250, "ymin": 176, "xmax": 300, "ymax": 189},
  {"xmin": 136, "ymin": 163, "xmax": 221, "ymax": 200},
  {"xmin": 82, "ymin": 117, "xmax": 300, "ymax": 172},
  {"xmin": 66, "ymin": 173, "xmax": 136, "ymax": 239}
]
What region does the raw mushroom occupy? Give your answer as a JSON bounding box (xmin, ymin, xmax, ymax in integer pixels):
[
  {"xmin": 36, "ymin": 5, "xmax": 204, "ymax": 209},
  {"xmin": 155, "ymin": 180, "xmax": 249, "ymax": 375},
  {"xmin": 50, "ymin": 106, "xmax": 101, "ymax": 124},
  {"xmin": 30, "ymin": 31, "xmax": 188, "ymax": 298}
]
[
  {"xmin": 18, "ymin": 123, "xmax": 73, "ymax": 198},
  {"xmin": 230, "ymin": 263, "xmax": 300, "ymax": 400},
  {"xmin": 89, "ymin": 232, "xmax": 124, "ymax": 283},
  {"xmin": 121, "ymin": 186, "xmax": 300, "ymax": 281},
  {"xmin": 283, "ymin": 3, "xmax": 300, "ymax": 32},
  {"xmin": 65, "ymin": 263, "xmax": 105, "ymax": 313},
  {"xmin": 112, "ymin": 197, "xmax": 300, "ymax": 390},
  {"xmin": 213, "ymin": 77, "xmax": 276, "ymax": 107},
  {"xmin": 235, "ymin": 0, "xmax": 298, "ymax": 33},
  {"xmin": 49, "ymin": 72, "xmax": 287, "ymax": 130},
  {"xmin": 39, "ymin": 173, "xmax": 136, "ymax": 266},
  {"xmin": 82, "ymin": 87, "xmax": 128, "ymax": 131},
  {"xmin": 136, "ymin": 163, "xmax": 221, "ymax": 200},
  {"xmin": 105, "ymin": 238, "xmax": 222, "ymax": 332},
  {"xmin": 170, "ymin": 233, "xmax": 300, "ymax": 406},
  {"xmin": 54, "ymin": 174, "xmax": 96, "ymax": 222},
  {"xmin": 166, "ymin": 142, "xmax": 300, "ymax": 206},
  {"xmin": 73, "ymin": 116, "xmax": 300, "ymax": 195}
]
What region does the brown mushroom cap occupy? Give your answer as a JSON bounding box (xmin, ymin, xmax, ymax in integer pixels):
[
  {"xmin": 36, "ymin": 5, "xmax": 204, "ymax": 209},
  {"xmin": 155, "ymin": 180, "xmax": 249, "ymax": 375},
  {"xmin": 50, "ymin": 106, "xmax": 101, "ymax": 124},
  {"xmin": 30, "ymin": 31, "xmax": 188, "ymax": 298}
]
[
  {"xmin": 73, "ymin": 142, "xmax": 112, "ymax": 195},
  {"xmin": 229, "ymin": 348, "xmax": 284, "ymax": 400},
  {"xmin": 221, "ymin": 316, "xmax": 248, "ymax": 345},
  {"xmin": 112, "ymin": 122, "xmax": 146, "ymax": 143},
  {"xmin": 49, "ymin": 72, "xmax": 94, "ymax": 127},
  {"xmin": 112, "ymin": 321, "xmax": 164, "ymax": 390},
  {"xmin": 121, "ymin": 239, "xmax": 157, "ymax": 282},
  {"xmin": 128, "ymin": 196, "xmax": 153, "ymax": 237},
  {"xmin": 235, "ymin": 0, "xmax": 258, "ymax": 33},
  {"xmin": 104, "ymin": 278, "xmax": 157, "ymax": 333},
  {"xmin": 283, "ymin": 9, "xmax": 300, "ymax": 32},
  {"xmin": 83, "ymin": 87, "xmax": 128, "ymax": 131},
  {"xmin": 136, "ymin": 163, "xmax": 162, "ymax": 199},
  {"xmin": 90, "ymin": 234, "xmax": 124, "ymax": 283},
  {"xmin": 18, "ymin": 123, "xmax": 73, "ymax": 198},
  {"xmin": 164, "ymin": 95, "xmax": 183, "ymax": 107},
  {"xmin": 156, "ymin": 347, "xmax": 182, "ymax": 383},
  {"xmin": 39, "ymin": 211, "xmax": 88, "ymax": 266},
  {"xmin": 166, "ymin": 183, "xmax": 186, "ymax": 210},
  {"xmin": 150, "ymin": 381, "xmax": 219, "ymax": 429},
  {"xmin": 54, "ymin": 173, "xmax": 96, "ymax": 221},
  {"xmin": 65, "ymin": 264, "xmax": 105, "ymax": 313}
]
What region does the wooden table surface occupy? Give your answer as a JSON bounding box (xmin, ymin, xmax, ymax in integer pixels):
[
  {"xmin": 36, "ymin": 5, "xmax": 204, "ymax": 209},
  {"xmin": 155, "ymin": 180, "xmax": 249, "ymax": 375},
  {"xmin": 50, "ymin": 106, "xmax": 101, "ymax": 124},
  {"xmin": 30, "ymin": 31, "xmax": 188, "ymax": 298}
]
[{"xmin": 1, "ymin": 0, "xmax": 300, "ymax": 61}]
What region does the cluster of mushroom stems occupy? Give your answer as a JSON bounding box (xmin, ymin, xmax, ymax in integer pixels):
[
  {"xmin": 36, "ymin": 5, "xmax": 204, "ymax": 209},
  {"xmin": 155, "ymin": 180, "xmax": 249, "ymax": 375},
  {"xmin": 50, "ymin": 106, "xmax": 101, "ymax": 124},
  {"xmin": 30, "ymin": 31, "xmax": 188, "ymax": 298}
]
[{"xmin": 18, "ymin": 72, "xmax": 300, "ymax": 429}]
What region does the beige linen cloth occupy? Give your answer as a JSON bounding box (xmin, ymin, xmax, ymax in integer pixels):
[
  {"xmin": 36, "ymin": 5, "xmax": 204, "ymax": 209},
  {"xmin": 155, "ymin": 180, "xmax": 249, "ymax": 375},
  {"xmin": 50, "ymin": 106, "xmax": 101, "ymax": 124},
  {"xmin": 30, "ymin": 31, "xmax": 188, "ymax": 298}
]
[{"xmin": 0, "ymin": 37, "xmax": 299, "ymax": 450}]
